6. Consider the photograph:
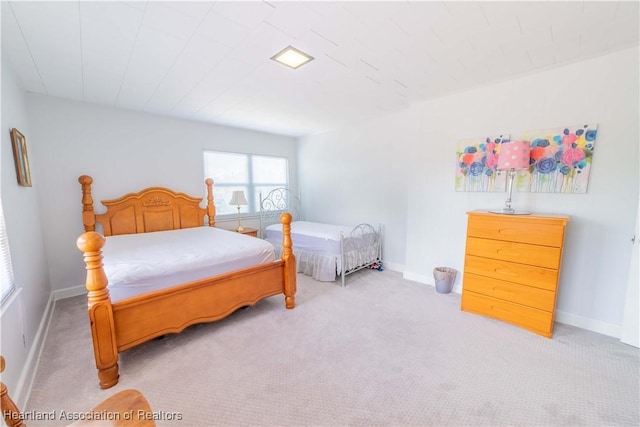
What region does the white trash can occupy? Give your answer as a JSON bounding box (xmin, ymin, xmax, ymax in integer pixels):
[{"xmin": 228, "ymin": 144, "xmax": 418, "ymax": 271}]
[{"xmin": 433, "ymin": 267, "xmax": 457, "ymax": 294}]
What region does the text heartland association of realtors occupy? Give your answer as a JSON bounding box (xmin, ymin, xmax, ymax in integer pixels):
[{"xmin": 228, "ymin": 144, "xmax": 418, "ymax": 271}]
[{"xmin": 3, "ymin": 409, "xmax": 183, "ymax": 422}]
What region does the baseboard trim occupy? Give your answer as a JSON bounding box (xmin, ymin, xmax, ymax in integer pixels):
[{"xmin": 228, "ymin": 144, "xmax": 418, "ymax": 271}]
[
  {"xmin": 52, "ymin": 284, "xmax": 86, "ymax": 300},
  {"xmin": 15, "ymin": 293, "xmax": 55, "ymax": 410},
  {"xmin": 555, "ymin": 310, "xmax": 622, "ymax": 339},
  {"xmin": 402, "ymin": 271, "xmax": 430, "ymax": 285},
  {"xmin": 382, "ymin": 260, "xmax": 404, "ymax": 274}
]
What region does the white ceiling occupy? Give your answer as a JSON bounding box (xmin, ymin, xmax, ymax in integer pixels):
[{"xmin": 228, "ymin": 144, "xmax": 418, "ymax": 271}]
[{"xmin": 2, "ymin": 1, "xmax": 639, "ymax": 137}]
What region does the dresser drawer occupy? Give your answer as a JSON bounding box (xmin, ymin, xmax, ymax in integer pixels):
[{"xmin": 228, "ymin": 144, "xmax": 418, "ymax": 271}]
[
  {"xmin": 467, "ymin": 214, "xmax": 565, "ymax": 247},
  {"xmin": 466, "ymin": 237, "xmax": 561, "ymax": 269},
  {"xmin": 461, "ymin": 291, "xmax": 554, "ymax": 337},
  {"xmin": 463, "ymin": 273, "xmax": 556, "ymax": 312},
  {"xmin": 464, "ymin": 255, "xmax": 558, "ymax": 291}
]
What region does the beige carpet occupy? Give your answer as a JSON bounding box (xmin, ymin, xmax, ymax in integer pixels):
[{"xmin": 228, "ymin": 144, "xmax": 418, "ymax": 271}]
[{"xmin": 24, "ymin": 270, "xmax": 639, "ymax": 426}]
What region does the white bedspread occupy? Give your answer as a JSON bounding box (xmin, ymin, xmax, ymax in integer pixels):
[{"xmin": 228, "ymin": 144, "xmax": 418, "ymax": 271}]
[
  {"xmin": 102, "ymin": 227, "xmax": 275, "ymax": 302},
  {"xmin": 266, "ymin": 221, "xmax": 354, "ymax": 241},
  {"xmin": 265, "ymin": 221, "xmax": 378, "ymax": 282}
]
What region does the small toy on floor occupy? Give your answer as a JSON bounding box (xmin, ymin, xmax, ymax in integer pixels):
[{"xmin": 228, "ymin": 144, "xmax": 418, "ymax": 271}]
[{"xmin": 367, "ymin": 261, "xmax": 384, "ymax": 271}]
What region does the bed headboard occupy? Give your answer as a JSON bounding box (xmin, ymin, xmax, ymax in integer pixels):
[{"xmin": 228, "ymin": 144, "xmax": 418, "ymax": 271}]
[
  {"xmin": 259, "ymin": 188, "xmax": 302, "ymax": 237},
  {"xmin": 79, "ymin": 175, "xmax": 216, "ymax": 236}
]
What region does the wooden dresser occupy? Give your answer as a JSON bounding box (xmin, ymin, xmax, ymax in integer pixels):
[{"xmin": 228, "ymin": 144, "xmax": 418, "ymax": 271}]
[{"xmin": 461, "ymin": 211, "xmax": 569, "ymax": 338}]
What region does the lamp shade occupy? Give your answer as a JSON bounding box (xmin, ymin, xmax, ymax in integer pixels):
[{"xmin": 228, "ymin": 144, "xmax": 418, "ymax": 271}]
[
  {"xmin": 497, "ymin": 140, "xmax": 531, "ymax": 170},
  {"xmin": 229, "ymin": 190, "xmax": 248, "ymax": 206}
]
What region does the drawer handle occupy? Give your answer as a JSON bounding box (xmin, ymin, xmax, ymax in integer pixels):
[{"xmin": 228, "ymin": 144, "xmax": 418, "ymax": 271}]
[
  {"xmin": 491, "ymin": 305, "xmax": 511, "ymax": 314},
  {"xmin": 494, "ymin": 268, "xmax": 517, "ymax": 277},
  {"xmin": 497, "ymin": 249, "xmax": 520, "ymax": 257}
]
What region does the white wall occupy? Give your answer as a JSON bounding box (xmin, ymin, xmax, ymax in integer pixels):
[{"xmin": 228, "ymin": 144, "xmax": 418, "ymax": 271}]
[
  {"xmin": 24, "ymin": 95, "xmax": 298, "ymax": 293},
  {"xmin": 0, "ymin": 61, "xmax": 52, "ymax": 407},
  {"xmin": 298, "ymin": 108, "xmax": 419, "ymax": 271},
  {"xmin": 299, "ymin": 47, "xmax": 639, "ymax": 337}
]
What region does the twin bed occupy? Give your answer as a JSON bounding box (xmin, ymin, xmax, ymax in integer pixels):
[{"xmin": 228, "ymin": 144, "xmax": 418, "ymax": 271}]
[
  {"xmin": 77, "ymin": 176, "xmax": 296, "ymax": 388},
  {"xmin": 259, "ymin": 188, "xmax": 382, "ymax": 287}
]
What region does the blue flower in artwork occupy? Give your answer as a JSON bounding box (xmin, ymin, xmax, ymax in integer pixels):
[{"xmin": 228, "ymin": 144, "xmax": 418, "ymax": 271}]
[
  {"xmin": 537, "ymin": 139, "xmax": 550, "ymax": 147},
  {"xmin": 576, "ymin": 129, "xmax": 584, "ymax": 136},
  {"xmin": 465, "ymin": 146, "xmax": 478, "ymax": 153},
  {"xmin": 469, "ymin": 162, "xmax": 484, "ymax": 176},
  {"xmin": 563, "ymin": 128, "xmax": 570, "ymax": 135},
  {"xmin": 484, "ymin": 169, "xmax": 493, "ymax": 176},
  {"xmin": 559, "ymin": 165, "xmax": 571, "ymax": 175},
  {"xmin": 532, "ymin": 138, "xmax": 550, "ymax": 147},
  {"xmin": 536, "ymin": 157, "xmax": 557, "ymax": 174},
  {"xmin": 585, "ymin": 129, "xmax": 597, "ymax": 141}
]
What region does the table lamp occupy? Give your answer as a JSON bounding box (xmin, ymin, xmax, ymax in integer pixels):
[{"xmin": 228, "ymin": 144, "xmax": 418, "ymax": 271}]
[
  {"xmin": 229, "ymin": 190, "xmax": 248, "ymax": 231},
  {"xmin": 491, "ymin": 140, "xmax": 531, "ymax": 215}
]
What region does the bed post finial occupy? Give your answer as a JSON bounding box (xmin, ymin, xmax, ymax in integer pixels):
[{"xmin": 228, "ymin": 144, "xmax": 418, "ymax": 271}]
[
  {"xmin": 280, "ymin": 212, "xmax": 296, "ymax": 309},
  {"xmin": 79, "ymin": 175, "xmax": 96, "ymax": 232},
  {"xmin": 1, "ymin": 356, "xmax": 26, "ymax": 427},
  {"xmin": 77, "ymin": 231, "xmax": 120, "ymax": 389},
  {"xmin": 205, "ymin": 178, "xmax": 215, "ymax": 227}
]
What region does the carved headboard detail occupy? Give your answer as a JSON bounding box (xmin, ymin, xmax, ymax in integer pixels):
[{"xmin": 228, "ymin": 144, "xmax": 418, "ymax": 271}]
[{"xmin": 79, "ymin": 175, "xmax": 216, "ymax": 236}]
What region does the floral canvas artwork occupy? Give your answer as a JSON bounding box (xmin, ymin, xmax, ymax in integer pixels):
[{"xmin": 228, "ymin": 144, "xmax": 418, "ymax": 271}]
[
  {"xmin": 518, "ymin": 124, "xmax": 597, "ymax": 193},
  {"xmin": 455, "ymin": 134, "xmax": 510, "ymax": 192}
]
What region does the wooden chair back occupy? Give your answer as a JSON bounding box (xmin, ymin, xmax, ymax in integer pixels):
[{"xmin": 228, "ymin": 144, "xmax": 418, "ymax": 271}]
[{"xmin": 1, "ymin": 355, "xmax": 156, "ymax": 427}]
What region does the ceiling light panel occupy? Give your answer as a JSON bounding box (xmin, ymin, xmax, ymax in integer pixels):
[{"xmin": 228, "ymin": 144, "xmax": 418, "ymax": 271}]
[{"xmin": 271, "ymin": 45, "xmax": 314, "ymax": 69}]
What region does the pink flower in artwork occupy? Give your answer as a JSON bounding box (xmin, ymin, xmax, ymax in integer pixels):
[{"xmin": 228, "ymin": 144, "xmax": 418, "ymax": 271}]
[
  {"xmin": 486, "ymin": 153, "xmax": 499, "ymax": 169},
  {"xmin": 486, "ymin": 141, "xmax": 496, "ymax": 152},
  {"xmin": 561, "ymin": 147, "xmax": 585, "ymax": 166},
  {"xmin": 562, "ymin": 133, "xmax": 578, "ymax": 147}
]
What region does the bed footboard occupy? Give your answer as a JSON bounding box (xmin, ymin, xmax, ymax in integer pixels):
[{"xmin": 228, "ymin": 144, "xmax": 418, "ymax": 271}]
[
  {"xmin": 77, "ymin": 213, "xmax": 296, "ymax": 389},
  {"xmin": 339, "ymin": 223, "xmax": 382, "ymax": 287}
]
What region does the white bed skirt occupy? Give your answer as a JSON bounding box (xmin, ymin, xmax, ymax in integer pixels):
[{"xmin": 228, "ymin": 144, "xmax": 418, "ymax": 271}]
[
  {"xmin": 268, "ymin": 241, "xmax": 379, "ymax": 282},
  {"xmin": 297, "ymin": 250, "xmax": 338, "ymax": 282}
]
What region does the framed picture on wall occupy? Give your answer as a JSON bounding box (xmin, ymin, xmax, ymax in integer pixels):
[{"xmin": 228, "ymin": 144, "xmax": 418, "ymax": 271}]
[{"xmin": 10, "ymin": 128, "xmax": 32, "ymax": 187}]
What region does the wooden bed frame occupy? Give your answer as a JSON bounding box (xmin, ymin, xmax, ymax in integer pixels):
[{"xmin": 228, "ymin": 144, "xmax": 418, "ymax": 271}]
[{"xmin": 77, "ymin": 175, "xmax": 296, "ymax": 389}]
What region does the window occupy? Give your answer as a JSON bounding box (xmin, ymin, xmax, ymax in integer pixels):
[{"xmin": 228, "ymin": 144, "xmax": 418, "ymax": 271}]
[
  {"xmin": 203, "ymin": 151, "xmax": 289, "ymax": 216},
  {"xmin": 0, "ymin": 199, "xmax": 15, "ymax": 305}
]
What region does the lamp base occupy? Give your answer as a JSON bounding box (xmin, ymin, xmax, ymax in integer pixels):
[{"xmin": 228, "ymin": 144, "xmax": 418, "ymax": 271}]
[{"xmin": 489, "ymin": 208, "xmax": 531, "ymax": 215}]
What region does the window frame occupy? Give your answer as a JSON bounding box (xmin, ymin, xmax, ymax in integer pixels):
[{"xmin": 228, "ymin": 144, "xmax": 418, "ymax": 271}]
[
  {"xmin": 203, "ymin": 150, "xmax": 289, "ymax": 219},
  {"xmin": 0, "ymin": 199, "xmax": 16, "ymax": 306}
]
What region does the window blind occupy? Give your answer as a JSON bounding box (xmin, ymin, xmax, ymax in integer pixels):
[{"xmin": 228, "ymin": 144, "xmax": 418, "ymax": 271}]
[
  {"xmin": 0, "ymin": 199, "xmax": 15, "ymax": 304},
  {"xmin": 203, "ymin": 151, "xmax": 289, "ymax": 216}
]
